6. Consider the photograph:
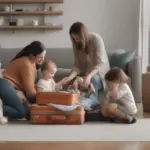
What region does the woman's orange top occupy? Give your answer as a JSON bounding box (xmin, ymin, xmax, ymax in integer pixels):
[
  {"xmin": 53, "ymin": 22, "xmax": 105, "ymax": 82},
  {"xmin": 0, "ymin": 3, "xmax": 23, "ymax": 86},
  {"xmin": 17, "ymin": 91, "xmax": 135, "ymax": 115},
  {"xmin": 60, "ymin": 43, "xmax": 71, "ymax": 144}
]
[{"xmin": 2, "ymin": 56, "xmax": 36, "ymax": 97}]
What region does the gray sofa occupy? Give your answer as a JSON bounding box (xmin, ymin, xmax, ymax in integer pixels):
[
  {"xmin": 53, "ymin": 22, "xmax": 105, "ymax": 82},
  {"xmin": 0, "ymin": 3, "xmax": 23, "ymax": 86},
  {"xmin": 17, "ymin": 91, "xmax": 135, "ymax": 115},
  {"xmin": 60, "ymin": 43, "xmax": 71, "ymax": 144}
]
[{"xmin": 0, "ymin": 48, "xmax": 143, "ymax": 117}]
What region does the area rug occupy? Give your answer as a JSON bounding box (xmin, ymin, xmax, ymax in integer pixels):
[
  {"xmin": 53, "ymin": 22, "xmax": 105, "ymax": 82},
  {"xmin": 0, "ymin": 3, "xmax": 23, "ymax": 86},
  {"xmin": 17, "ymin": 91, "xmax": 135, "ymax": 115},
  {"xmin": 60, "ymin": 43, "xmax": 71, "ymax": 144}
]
[{"xmin": 0, "ymin": 119, "xmax": 149, "ymax": 141}]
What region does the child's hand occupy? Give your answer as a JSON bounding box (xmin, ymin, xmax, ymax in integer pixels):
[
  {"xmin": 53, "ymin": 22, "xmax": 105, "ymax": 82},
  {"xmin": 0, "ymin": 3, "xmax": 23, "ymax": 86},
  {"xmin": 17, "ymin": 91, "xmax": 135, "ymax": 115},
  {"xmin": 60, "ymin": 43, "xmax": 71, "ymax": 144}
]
[
  {"xmin": 108, "ymin": 89, "xmax": 118, "ymax": 100},
  {"xmin": 107, "ymin": 92, "xmax": 113, "ymax": 101}
]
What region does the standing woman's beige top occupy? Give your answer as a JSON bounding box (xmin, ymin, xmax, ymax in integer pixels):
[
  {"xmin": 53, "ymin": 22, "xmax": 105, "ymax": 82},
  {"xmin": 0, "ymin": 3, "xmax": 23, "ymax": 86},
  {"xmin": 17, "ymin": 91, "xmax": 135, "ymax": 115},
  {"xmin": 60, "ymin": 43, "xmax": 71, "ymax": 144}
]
[{"xmin": 72, "ymin": 32, "xmax": 110, "ymax": 88}]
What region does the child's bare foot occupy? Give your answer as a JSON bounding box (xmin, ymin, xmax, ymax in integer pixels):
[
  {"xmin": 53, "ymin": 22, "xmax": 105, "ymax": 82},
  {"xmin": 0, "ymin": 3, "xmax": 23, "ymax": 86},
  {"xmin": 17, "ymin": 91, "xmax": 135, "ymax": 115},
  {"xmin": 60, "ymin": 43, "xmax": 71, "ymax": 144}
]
[
  {"xmin": 0, "ymin": 99, "xmax": 8, "ymax": 124},
  {"xmin": 0, "ymin": 117, "xmax": 8, "ymax": 124},
  {"xmin": 123, "ymin": 117, "xmax": 137, "ymax": 124}
]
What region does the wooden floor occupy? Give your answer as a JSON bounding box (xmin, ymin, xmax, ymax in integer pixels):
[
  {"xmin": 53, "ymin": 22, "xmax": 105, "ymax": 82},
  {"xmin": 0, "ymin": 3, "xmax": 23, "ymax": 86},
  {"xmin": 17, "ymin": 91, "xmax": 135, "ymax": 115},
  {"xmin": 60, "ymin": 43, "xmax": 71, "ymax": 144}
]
[
  {"xmin": 0, "ymin": 142, "xmax": 150, "ymax": 150},
  {"xmin": 144, "ymin": 112, "xmax": 150, "ymax": 118}
]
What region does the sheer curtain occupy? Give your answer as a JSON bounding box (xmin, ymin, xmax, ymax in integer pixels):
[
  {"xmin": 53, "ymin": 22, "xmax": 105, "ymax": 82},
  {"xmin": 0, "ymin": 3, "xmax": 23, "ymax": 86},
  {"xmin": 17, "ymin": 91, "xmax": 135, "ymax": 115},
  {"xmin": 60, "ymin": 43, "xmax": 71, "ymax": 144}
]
[{"xmin": 138, "ymin": 0, "xmax": 149, "ymax": 73}]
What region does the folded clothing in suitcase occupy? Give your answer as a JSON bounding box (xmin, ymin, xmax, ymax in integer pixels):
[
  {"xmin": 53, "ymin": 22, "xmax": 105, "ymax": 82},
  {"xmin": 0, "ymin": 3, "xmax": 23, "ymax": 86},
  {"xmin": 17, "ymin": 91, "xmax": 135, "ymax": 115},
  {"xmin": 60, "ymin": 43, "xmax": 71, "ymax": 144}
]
[
  {"xmin": 30, "ymin": 105, "xmax": 85, "ymax": 124},
  {"xmin": 36, "ymin": 92, "xmax": 80, "ymax": 105}
]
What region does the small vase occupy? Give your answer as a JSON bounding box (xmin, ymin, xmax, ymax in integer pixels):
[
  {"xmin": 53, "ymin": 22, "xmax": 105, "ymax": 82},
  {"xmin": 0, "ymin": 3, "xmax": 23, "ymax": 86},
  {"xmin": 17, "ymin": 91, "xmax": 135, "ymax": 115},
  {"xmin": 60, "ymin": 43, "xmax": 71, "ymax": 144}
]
[
  {"xmin": 17, "ymin": 18, "xmax": 24, "ymax": 26},
  {"xmin": 33, "ymin": 20, "xmax": 38, "ymax": 26},
  {"xmin": 5, "ymin": 5, "xmax": 10, "ymax": 12},
  {"xmin": 0, "ymin": 17, "xmax": 4, "ymax": 26}
]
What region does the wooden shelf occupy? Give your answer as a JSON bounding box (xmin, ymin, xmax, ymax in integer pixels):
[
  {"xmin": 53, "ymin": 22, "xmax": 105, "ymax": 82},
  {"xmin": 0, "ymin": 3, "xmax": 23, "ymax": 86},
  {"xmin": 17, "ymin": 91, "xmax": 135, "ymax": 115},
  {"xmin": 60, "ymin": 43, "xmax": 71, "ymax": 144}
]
[
  {"xmin": 0, "ymin": 10, "xmax": 63, "ymax": 15},
  {"xmin": 0, "ymin": 25, "xmax": 63, "ymax": 30},
  {"xmin": 0, "ymin": 0, "xmax": 63, "ymax": 3},
  {"xmin": 0, "ymin": 0, "xmax": 64, "ymax": 31}
]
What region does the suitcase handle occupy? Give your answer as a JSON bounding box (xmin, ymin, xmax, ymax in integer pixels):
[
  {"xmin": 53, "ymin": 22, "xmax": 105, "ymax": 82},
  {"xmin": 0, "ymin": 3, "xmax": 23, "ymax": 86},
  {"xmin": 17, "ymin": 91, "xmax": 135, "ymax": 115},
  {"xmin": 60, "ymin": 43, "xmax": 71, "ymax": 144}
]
[{"xmin": 47, "ymin": 115, "xmax": 67, "ymax": 121}]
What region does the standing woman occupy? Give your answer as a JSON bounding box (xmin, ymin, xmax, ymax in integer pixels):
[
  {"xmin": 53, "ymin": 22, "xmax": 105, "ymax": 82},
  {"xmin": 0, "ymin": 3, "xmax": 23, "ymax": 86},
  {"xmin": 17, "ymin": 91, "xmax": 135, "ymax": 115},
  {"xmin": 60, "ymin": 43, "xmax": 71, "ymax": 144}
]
[
  {"xmin": 0, "ymin": 41, "xmax": 46, "ymax": 119},
  {"xmin": 63, "ymin": 22, "xmax": 110, "ymax": 110}
]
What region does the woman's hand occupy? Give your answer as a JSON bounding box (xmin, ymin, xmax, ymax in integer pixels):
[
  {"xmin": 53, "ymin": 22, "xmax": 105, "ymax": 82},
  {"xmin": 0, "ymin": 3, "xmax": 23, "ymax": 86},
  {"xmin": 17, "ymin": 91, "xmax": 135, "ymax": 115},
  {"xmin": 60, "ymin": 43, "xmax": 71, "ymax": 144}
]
[
  {"xmin": 88, "ymin": 83, "xmax": 95, "ymax": 94},
  {"xmin": 83, "ymin": 75, "xmax": 92, "ymax": 88},
  {"xmin": 59, "ymin": 70, "xmax": 78, "ymax": 86}
]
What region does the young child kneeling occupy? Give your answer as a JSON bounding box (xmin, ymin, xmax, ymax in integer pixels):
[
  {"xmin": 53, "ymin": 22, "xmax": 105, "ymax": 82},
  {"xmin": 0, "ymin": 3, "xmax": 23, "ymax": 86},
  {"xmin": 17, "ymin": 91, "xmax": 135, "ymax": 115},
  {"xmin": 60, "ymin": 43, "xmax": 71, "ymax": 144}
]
[{"xmin": 101, "ymin": 67, "xmax": 137, "ymax": 124}]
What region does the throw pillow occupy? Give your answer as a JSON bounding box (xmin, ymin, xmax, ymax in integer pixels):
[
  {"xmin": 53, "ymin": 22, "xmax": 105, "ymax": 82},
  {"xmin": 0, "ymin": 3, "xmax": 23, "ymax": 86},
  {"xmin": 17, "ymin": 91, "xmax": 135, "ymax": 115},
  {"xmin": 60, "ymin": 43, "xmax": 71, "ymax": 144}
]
[
  {"xmin": 107, "ymin": 49, "xmax": 126, "ymax": 61},
  {"xmin": 109, "ymin": 51, "xmax": 136, "ymax": 71}
]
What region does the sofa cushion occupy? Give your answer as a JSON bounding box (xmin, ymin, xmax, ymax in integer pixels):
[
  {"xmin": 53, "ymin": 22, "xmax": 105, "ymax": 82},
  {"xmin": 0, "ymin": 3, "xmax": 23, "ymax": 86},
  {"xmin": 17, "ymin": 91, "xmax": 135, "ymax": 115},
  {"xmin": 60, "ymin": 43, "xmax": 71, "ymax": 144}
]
[
  {"xmin": 36, "ymin": 68, "xmax": 71, "ymax": 83},
  {"xmin": 109, "ymin": 51, "xmax": 136, "ymax": 71},
  {"xmin": 55, "ymin": 68, "xmax": 71, "ymax": 82},
  {"xmin": 107, "ymin": 49, "xmax": 126, "ymax": 60},
  {"xmin": 0, "ymin": 69, "xmax": 4, "ymax": 77}
]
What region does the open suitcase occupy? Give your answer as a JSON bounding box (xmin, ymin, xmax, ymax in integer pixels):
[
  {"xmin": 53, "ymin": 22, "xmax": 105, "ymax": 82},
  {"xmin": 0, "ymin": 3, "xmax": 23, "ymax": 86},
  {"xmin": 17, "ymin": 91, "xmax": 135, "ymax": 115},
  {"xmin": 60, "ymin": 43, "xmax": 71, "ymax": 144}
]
[
  {"xmin": 36, "ymin": 92, "xmax": 80, "ymax": 105},
  {"xmin": 30, "ymin": 105, "xmax": 85, "ymax": 125}
]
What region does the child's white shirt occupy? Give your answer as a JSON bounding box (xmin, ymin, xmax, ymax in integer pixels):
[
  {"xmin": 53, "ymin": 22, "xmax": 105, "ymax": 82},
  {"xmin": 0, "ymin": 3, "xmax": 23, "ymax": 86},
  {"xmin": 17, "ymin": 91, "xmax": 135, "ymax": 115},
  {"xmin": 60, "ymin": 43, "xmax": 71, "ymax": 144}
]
[
  {"xmin": 107, "ymin": 83, "xmax": 137, "ymax": 115},
  {"xmin": 37, "ymin": 78, "xmax": 56, "ymax": 92}
]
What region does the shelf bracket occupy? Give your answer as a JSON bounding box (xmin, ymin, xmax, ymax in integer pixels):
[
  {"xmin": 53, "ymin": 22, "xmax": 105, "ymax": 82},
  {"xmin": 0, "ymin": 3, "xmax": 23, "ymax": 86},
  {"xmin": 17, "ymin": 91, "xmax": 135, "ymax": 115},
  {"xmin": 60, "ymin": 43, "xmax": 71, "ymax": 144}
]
[
  {"xmin": 9, "ymin": 3, "xmax": 13, "ymax": 21},
  {"xmin": 43, "ymin": 2, "xmax": 46, "ymax": 33},
  {"xmin": 44, "ymin": 28, "xmax": 46, "ymax": 33}
]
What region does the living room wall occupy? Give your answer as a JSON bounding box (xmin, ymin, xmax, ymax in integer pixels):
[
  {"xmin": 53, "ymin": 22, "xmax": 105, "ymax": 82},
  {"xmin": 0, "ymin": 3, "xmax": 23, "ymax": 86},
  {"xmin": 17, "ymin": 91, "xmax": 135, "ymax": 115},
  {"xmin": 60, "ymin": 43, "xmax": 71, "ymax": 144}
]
[{"xmin": 0, "ymin": 0, "xmax": 139, "ymax": 52}]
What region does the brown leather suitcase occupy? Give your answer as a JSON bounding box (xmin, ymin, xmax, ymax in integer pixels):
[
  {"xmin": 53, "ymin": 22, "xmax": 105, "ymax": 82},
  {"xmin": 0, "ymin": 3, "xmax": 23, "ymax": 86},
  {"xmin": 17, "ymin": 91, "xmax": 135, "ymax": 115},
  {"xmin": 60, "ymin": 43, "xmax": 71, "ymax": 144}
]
[
  {"xmin": 30, "ymin": 105, "xmax": 85, "ymax": 124},
  {"xmin": 36, "ymin": 92, "xmax": 80, "ymax": 105}
]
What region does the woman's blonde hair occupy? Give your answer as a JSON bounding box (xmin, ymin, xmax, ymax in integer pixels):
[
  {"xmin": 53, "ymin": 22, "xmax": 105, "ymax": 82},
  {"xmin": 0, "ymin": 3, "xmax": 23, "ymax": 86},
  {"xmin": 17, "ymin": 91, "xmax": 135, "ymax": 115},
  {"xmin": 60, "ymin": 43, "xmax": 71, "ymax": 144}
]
[
  {"xmin": 105, "ymin": 67, "xmax": 129, "ymax": 83},
  {"xmin": 69, "ymin": 22, "xmax": 90, "ymax": 53}
]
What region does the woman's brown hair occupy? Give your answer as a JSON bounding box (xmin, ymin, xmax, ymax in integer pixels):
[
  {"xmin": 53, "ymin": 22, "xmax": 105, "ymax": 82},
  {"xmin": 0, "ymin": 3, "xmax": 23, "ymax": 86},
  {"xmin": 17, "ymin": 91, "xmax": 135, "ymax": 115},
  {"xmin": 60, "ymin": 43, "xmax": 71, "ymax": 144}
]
[
  {"xmin": 69, "ymin": 22, "xmax": 90, "ymax": 53},
  {"xmin": 11, "ymin": 41, "xmax": 46, "ymax": 62},
  {"xmin": 105, "ymin": 67, "xmax": 129, "ymax": 83}
]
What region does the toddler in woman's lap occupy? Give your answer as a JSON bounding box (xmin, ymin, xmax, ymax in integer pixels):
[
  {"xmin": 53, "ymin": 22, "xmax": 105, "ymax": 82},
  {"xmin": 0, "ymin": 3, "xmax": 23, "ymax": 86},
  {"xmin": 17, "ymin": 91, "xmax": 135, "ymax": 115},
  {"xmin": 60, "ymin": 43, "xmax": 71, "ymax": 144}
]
[{"xmin": 37, "ymin": 60, "xmax": 66, "ymax": 92}]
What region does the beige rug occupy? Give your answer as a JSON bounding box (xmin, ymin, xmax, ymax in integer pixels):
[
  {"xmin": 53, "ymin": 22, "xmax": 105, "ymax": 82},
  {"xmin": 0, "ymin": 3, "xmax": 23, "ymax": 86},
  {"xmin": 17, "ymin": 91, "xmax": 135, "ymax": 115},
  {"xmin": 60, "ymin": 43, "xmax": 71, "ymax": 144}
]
[{"xmin": 0, "ymin": 119, "xmax": 149, "ymax": 141}]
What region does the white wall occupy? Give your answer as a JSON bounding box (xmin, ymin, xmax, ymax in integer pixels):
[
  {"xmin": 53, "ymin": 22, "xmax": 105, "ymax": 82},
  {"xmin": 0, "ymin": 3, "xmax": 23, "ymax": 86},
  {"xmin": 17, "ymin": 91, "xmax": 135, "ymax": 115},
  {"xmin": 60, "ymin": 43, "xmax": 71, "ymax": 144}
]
[
  {"xmin": 0, "ymin": 0, "xmax": 140, "ymax": 51},
  {"xmin": 139, "ymin": 0, "xmax": 149, "ymax": 72},
  {"xmin": 148, "ymin": 0, "xmax": 150, "ymax": 64}
]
